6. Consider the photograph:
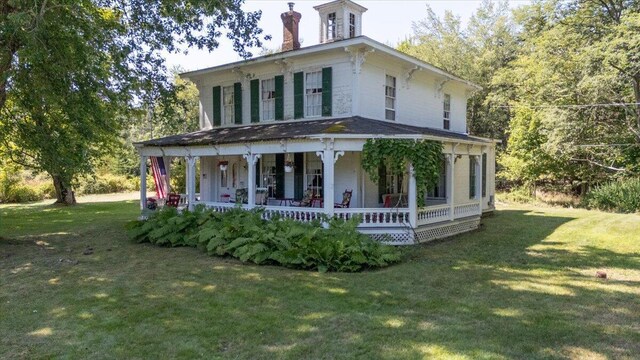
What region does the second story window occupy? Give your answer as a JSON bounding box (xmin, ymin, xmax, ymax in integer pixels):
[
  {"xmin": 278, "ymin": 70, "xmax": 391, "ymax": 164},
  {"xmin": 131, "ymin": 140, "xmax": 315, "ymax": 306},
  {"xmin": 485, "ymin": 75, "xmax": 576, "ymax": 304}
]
[
  {"xmin": 349, "ymin": 13, "xmax": 356, "ymax": 38},
  {"xmin": 327, "ymin": 12, "xmax": 337, "ymax": 40},
  {"xmin": 443, "ymin": 93, "xmax": 451, "ymax": 130},
  {"xmin": 305, "ymin": 71, "xmax": 322, "ymax": 117},
  {"xmin": 261, "ymin": 78, "xmax": 275, "ymax": 121},
  {"xmin": 223, "ymin": 85, "xmax": 234, "ymax": 125},
  {"xmin": 385, "ymin": 75, "xmax": 396, "ymax": 121}
]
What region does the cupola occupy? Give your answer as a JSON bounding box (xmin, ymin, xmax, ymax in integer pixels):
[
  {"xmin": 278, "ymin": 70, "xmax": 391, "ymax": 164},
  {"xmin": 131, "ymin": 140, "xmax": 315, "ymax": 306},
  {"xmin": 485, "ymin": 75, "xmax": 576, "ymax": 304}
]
[{"xmin": 313, "ymin": 0, "xmax": 367, "ymax": 43}]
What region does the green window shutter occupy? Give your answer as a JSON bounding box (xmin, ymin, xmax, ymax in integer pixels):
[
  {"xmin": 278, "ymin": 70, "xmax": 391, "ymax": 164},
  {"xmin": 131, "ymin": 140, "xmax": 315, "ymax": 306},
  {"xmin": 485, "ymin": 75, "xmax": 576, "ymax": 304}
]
[
  {"xmin": 212, "ymin": 86, "xmax": 221, "ymax": 126},
  {"xmin": 322, "ymin": 67, "xmax": 332, "ymax": 117},
  {"xmin": 275, "ymin": 154, "xmax": 285, "ymax": 198},
  {"xmin": 294, "ymin": 71, "xmax": 304, "ymax": 119},
  {"xmin": 250, "ymin": 79, "xmax": 259, "ymax": 123},
  {"xmin": 294, "ymin": 153, "xmax": 304, "ymax": 200},
  {"xmin": 378, "ymin": 164, "xmax": 387, "ymax": 204},
  {"xmin": 482, "ymin": 153, "xmax": 487, "ymax": 197},
  {"xmin": 274, "ymin": 75, "xmax": 284, "ymax": 120},
  {"xmin": 469, "ymin": 157, "xmax": 476, "ymax": 199},
  {"xmin": 234, "ymin": 82, "xmax": 242, "ymax": 124}
]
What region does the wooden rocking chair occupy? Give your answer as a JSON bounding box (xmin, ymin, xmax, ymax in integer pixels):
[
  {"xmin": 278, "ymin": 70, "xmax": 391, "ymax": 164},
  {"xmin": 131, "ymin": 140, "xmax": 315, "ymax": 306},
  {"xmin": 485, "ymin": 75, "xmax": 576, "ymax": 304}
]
[{"xmin": 334, "ymin": 189, "xmax": 353, "ymax": 208}]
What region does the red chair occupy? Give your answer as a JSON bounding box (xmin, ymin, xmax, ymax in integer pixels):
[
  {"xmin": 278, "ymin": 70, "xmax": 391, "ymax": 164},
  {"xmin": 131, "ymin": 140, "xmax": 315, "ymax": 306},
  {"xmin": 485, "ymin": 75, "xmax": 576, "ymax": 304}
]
[{"xmin": 166, "ymin": 193, "xmax": 181, "ymax": 208}]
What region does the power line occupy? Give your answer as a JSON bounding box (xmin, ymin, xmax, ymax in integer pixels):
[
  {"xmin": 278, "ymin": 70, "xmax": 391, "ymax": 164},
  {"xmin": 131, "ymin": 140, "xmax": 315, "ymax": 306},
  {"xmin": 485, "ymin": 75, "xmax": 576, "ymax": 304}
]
[{"xmin": 495, "ymin": 102, "xmax": 640, "ymax": 109}]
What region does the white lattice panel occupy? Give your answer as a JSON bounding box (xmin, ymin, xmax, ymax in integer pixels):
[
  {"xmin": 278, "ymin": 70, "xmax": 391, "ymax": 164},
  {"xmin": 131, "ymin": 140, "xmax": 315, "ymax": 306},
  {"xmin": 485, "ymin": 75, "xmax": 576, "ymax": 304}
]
[{"xmin": 414, "ymin": 218, "xmax": 480, "ymax": 243}]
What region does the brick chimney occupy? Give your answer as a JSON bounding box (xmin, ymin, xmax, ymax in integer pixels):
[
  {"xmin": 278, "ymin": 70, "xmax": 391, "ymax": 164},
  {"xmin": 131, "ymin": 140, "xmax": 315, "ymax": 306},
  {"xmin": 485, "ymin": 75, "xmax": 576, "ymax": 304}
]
[{"xmin": 281, "ymin": 2, "xmax": 301, "ymax": 51}]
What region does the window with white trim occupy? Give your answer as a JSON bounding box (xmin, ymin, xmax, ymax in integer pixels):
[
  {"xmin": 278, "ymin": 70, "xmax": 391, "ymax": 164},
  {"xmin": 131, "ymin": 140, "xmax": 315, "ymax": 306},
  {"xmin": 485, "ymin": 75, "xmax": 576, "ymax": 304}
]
[
  {"xmin": 261, "ymin": 78, "xmax": 275, "ymax": 121},
  {"xmin": 327, "ymin": 13, "xmax": 337, "ymax": 40},
  {"xmin": 305, "ymin": 71, "xmax": 322, "ymax": 117},
  {"xmin": 349, "ymin": 13, "xmax": 356, "ymax": 38},
  {"xmin": 385, "ymin": 75, "xmax": 396, "ymax": 121},
  {"xmin": 443, "ymin": 93, "xmax": 451, "ymax": 130},
  {"xmin": 427, "ymin": 160, "xmax": 447, "ymax": 200},
  {"xmin": 260, "ymin": 155, "xmax": 277, "ymax": 198},
  {"xmin": 222, "ymin": 85, "xmax": 234, "ymax": 125},
  {"xmin": 305, "ymin": 155, "xmax": 323, "ymax": 197}
]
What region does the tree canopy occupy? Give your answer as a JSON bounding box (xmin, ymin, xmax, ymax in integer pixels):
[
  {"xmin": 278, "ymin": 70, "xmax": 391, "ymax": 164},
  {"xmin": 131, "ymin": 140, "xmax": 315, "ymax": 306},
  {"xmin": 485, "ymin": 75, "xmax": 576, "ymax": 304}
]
[
  {"xmin": 0, "ymin": 0, "xmax": 268, "ymax": 204},
  {"xmin": 400, "ymin": 0, "xmax": 640, "ymax": 193}
]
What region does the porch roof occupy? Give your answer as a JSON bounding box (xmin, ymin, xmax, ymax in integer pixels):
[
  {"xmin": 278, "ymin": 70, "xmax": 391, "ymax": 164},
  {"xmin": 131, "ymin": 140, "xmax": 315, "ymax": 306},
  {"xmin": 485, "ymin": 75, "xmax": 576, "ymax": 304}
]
[{"xmin": 134, "ymin": 117, "xmax": 492, "ymax": 147}]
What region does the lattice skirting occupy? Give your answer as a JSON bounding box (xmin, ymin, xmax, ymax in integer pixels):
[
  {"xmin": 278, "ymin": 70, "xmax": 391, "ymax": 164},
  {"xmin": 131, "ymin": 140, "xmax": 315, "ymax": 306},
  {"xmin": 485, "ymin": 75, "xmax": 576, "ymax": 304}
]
[
  {"xmin": 414, "ymin": 217, "xmax": 480, "ymax": 243},
  {"xmin": 359, "ymin": 228, "xmax": 415, "ymax": 246},
  {"xmin": 359, "ymin": 216, "xmax": 481, "ymax": 245}
]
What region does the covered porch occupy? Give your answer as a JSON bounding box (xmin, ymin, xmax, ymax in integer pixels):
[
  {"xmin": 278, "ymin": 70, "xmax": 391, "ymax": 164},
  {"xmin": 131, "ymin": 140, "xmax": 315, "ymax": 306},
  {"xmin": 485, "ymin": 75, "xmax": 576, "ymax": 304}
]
[{"xmin": 135, "ymin": 118, "xmax": 494, "ymax": 244}]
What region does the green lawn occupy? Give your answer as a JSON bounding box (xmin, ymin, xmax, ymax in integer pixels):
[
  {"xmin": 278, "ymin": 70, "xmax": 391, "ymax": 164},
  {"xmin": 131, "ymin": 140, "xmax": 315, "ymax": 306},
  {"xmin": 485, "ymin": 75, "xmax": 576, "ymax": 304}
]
[{"xmin": 1, "ymin": 200, "xmax": 639, "ymax": 359}]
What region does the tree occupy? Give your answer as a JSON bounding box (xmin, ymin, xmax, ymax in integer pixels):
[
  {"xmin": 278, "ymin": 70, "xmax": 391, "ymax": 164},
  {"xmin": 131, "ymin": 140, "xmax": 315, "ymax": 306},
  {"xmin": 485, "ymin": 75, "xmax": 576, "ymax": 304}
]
[
  {"xmin": 398, "ymin": 0, "xmax": 518, "ymax": 143},
  {"xmin": 494, "ymin": 0, "xmax": 640, "ymax": 190},
  {"xmin": 0, "ymin": 0, "xmax": 268, "ymax": 204}
]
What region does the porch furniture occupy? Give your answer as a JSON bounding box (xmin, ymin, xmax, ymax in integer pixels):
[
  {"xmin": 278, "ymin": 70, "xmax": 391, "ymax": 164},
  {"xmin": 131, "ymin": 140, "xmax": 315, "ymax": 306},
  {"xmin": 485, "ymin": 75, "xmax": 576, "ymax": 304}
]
[
  {"xmin": 220, "ymin": 194, "xmax": 231, "ymax": 203},
  {"xmin": 256, "ymin": 188, "xmax": 268, "ymax": 205},
  {"xmin": 291, "ymin": 189, "xmax": 314, "ymax": 207},
  {"xmin": 311, "ymin": 197, "xmax": 323, "ymax": 208},
  {"xmin": 166, "ymin": 193, "xmax": 181, "ymax": 208},
  {"xmin": 234, "ymin": 188, "xmax": 248, "ymax": 204},
  {"xmin": 276, "ymin": 198, "xmax": 295, "ymax": 206},
  {"xmin": 335, "ymin": 189, "xmax": 353, "ymax": 208},
  {"xmin": 383, "ymin": 193, "xmax": 408, "ymax": 208}
]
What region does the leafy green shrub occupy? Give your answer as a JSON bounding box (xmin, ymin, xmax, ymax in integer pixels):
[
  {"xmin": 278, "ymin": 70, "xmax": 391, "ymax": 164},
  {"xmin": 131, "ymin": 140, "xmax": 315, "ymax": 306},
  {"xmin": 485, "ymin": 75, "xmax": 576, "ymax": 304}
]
[
  {"xmin": 583, "ymin": 178, "xmax": 640, "ymax": 213},
  {"xmin": 128, "ymin": 206, "xmax": 402, "ymax": 272},
  {"xmin": 497, "ymin": 186, "xmax": 534, "ymax": 204},
  {"xmin": 76, "ymin": 174, "xmax": 136, "ymax": 195},
  {"xmin": 3, "ymin": 185, "xmax": 42, "ymax": 203},
  {"xmin": 37, "ymin": 182, "xmax": 56, "ymax": 199}
]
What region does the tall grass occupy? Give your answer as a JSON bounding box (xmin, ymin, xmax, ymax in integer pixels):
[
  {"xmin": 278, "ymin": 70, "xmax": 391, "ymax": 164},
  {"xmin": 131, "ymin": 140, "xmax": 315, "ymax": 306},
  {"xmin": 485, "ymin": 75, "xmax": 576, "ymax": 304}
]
[{"xmin": 583, "ymin": 178, "xmax": 640, "ymax": 213}]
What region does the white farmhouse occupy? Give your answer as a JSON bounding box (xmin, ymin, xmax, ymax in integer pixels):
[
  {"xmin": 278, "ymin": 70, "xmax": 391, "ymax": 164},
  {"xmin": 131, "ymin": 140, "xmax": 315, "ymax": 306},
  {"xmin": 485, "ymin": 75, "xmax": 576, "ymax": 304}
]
[{"xmin": 135, "ymin": 0, "xmax": 498, "ymax": 245}]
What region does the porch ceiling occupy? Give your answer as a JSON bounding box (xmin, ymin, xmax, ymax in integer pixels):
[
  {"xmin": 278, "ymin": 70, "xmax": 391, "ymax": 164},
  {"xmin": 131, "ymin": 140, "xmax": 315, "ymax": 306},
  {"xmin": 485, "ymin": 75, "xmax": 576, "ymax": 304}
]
[{"xmin": 134, "ymin": 116, "xmax": 492, "ymax": 148}]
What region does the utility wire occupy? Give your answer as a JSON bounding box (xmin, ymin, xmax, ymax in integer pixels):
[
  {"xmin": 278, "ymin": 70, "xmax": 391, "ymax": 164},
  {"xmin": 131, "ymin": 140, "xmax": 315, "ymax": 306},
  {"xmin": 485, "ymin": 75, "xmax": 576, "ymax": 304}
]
[{"xmin": 495, "ymin": 102, "xmax": 640, "ymax": 109}]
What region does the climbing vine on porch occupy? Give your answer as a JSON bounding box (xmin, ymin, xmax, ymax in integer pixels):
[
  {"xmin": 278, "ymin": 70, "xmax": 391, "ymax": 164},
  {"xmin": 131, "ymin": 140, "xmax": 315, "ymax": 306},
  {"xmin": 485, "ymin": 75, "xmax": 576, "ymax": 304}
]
[{"xmin": 361, "ymin": 139, "xmax": 443, "ymax": 206}]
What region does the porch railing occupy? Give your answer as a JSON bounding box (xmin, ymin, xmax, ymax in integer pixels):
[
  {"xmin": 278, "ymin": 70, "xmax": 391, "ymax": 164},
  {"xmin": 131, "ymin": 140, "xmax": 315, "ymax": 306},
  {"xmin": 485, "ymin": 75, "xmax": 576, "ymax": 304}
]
[
  {"xmin": 334, "ymin": 208, "xmax": 410, "ymax": 227},
  {"xmin": 192, "ymin": 202, "xmax": 480, "ymax": 228},
  {"xmin": 454, "ymin": 202, "xmax": 481, "ymax": 218},
  {"xmin": 417, "ymin": 204, "xmax": 450, "ymax": 226}
]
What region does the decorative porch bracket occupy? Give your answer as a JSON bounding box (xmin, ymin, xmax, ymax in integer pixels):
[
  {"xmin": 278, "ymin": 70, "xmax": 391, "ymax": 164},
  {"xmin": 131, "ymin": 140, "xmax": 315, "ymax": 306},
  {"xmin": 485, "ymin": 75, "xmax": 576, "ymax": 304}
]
[{"xmin": 243, "ymin": 153, "xmax": 262, "ymax": 208}]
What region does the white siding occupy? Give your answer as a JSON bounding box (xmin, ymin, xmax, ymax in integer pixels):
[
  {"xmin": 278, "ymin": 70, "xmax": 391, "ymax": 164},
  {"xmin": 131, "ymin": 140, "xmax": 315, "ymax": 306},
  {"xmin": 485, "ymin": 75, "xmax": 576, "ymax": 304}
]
[
  {"xmin": 358, "ymin": 55, "xmax": 469, "ymax": 133},
  {"xmin": 334, "ymin": 151, "xmax": 360, "ymax": 206}
]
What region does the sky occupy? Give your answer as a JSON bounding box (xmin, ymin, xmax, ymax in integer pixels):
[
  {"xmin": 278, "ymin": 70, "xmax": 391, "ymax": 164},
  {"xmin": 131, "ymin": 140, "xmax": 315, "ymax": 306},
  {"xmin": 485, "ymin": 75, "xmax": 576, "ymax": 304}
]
[{"xmin": 164, "ymin": 0, "xmax": 529, "ymax": 73}]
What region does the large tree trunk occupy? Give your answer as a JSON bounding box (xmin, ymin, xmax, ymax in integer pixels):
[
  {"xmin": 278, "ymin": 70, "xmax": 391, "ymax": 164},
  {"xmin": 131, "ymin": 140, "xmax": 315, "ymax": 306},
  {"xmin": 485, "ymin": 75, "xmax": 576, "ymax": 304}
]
[{"xmin": 52, "ymin": 174, "xmax": 76, "ymax": 205}]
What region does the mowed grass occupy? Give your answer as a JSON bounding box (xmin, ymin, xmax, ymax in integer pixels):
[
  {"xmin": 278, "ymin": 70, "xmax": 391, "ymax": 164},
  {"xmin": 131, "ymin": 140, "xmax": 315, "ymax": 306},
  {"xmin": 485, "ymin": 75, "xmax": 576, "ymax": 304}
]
[{"xmin": 1, "ymin": 200, "xmax": 639, "ymax": 359}]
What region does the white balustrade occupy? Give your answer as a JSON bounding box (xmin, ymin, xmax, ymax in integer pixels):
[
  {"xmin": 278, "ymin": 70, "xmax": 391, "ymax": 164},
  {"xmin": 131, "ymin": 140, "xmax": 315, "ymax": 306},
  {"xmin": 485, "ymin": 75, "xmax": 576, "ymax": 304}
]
[
  {"xmin": 417, "ymin": 205, "xmax": 450, "ymax": 226},
  {"xmin": 334, "ymin": 208, "xmax": 410, "ymax": 227},
  {"xmin": 454, "ymin": 203, "xmax": 480, "ymax": 218},
  {"xmin": 194, "ymin": 202, "xmax": 480, "ymax": 228},
  {"xmin": 261, "ymin": 206, "xmax": 325, "ymax": 223}
]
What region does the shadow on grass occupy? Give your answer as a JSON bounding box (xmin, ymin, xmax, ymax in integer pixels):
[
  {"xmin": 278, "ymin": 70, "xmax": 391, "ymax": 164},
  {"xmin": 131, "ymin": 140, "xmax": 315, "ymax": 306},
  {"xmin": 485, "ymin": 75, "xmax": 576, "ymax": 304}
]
[{"xmin": 1, "ymin": 205, "xmax": 639, "ymax": 359}]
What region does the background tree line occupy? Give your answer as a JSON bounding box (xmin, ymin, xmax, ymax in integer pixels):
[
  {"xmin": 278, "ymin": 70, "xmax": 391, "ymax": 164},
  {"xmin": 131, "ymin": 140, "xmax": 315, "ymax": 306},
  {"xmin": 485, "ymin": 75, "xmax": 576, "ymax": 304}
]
[{"xmin": 400, "ymin": 0, "xmax": 640, "ymax": 202}]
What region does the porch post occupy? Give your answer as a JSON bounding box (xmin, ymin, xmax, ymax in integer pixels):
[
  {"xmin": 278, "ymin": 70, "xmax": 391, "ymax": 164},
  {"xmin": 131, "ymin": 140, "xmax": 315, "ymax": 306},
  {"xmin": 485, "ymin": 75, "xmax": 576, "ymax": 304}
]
[
  {"xmin": 243, "ymin": 153, "xmax": 261, "ymax": 208},
  {"xmin": 140, "ymin": 155, "xmax": 147, "ymax": 211},
  {"xmin": 163, "ymin": 156, "xmax": 172, "ymax": 194},
  {"xmin": 321, "ymin": 148, "xmax": 335, "ymax": 218},
  {"xmin": 447, "ymin": 153, "xmax": 455, "ymax": 221},
  {"xmin": 408, "ymin": 164, "xmax": 418, "ymax": 228},
  {"xmin": 187, "ymin": 156, "xmax": 197, "ymax": 211},
  {"xmin": 477, "ymin": 153, "xmax": 483, "ymax": 215}
]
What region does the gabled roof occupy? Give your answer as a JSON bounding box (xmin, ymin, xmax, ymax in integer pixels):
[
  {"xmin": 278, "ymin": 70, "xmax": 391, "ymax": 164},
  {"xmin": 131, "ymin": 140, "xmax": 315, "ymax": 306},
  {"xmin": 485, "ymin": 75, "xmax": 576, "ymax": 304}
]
[
  {"xmin": 134, "ymin": 117, "xmax": 492, "ymax": 147},
  {"xmin": 180, "ymin": 36, "xmax": 481, "ymax": 91}
]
